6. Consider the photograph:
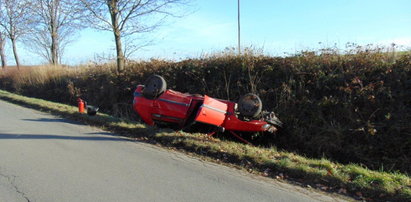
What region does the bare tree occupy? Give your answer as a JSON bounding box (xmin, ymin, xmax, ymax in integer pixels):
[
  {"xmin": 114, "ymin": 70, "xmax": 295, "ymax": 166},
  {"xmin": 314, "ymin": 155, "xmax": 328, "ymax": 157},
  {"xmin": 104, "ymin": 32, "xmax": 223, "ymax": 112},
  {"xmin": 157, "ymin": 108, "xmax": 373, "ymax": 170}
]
[
  {"xmin": 0, "ymin": 31, "xmax": 6, "ymax": 69},
  {"xmin": 27, "ymin": 0, "xmax": 86, "ymax": 65},
  {"xmin": 0, "ymin": 0, "xmax": 32, "ymax": 69},
  {"xmin": 123, "ymin": 35, "xmax": 153, "ymax": 60},
  {"xmin": 79, "ymin": 0, "xmax": 188, "ymax": 72}
]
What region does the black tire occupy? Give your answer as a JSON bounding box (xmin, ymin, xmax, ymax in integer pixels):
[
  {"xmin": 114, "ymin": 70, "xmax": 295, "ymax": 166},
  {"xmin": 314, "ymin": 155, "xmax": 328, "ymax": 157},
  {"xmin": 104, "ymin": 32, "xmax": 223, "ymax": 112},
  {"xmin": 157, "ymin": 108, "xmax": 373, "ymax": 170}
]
[
  {"xmin": 86, "ymin": 105, "xmax": 99, "ymax": 116},
  {"xmin": 142, "ymin": 75, "xmax": 167, "ymax": 99},
  {"xmin": 238, "ymin": 93, "xmax": 262, "ymax": 118}
]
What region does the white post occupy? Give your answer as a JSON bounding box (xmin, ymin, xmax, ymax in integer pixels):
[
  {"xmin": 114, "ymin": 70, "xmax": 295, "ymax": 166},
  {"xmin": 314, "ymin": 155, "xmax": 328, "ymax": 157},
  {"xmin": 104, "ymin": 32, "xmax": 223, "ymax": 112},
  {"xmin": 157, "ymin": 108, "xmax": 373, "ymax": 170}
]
[{"xmin": 237, "ymin": 0, "xmax": 241, "ymax": 55}]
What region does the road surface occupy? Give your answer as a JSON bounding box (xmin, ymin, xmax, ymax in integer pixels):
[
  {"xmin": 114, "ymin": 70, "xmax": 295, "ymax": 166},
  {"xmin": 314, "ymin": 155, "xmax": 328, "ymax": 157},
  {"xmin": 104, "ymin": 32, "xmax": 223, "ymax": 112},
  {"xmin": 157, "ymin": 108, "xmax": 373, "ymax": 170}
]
[{"xmin": 0, "ymin": 99, "xmax": 346, "ymax": 202}]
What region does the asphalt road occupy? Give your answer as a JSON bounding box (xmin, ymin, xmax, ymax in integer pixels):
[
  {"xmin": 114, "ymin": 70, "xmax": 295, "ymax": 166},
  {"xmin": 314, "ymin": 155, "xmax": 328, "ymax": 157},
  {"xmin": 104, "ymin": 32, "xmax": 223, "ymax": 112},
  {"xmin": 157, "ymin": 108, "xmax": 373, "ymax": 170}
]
[{"xmin": 0, "ymin": 99, "xmax": 346, "ymax": 202}]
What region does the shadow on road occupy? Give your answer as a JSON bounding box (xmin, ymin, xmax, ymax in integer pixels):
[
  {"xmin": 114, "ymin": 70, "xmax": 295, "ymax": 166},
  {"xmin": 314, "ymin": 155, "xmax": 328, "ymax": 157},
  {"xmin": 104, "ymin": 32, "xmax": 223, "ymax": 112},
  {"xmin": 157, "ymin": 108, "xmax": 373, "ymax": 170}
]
[
  {"xmin": 0, "ymin": 133, "xmax": 132, "ymax": 142},
  {"xmin": 22, "ymin": 118, "xmax": 80, "ymax": 124}
]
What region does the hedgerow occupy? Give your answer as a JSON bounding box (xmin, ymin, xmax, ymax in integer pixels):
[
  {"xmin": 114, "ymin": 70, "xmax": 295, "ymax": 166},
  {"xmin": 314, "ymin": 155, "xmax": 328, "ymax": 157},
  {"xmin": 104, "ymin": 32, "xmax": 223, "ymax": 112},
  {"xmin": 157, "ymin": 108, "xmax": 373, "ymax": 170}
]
[{"xmin": 1, "ymin": 46, "xmax": 410, "ymax": 174}]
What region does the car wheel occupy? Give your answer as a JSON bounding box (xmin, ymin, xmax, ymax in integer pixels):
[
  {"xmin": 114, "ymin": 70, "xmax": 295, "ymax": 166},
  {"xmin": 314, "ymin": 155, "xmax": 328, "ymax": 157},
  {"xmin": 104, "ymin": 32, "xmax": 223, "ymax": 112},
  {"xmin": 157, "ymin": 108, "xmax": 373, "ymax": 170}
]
[
  {"xmin": 142, "ymin": 75, "xmax": 167, "ymax": 99},
  {"xmin": 238, "ymin": 93, "xmax": 262, "ymax": 118}
]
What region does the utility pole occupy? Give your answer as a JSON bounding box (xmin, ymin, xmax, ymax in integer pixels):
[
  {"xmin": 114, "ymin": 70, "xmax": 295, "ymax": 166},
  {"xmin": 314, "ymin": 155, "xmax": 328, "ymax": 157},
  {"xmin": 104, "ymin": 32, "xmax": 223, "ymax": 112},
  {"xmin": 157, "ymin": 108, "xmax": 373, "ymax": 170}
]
[{"xmin": 237, "ymin": 0, "xmax": 241, "ymax": 55}]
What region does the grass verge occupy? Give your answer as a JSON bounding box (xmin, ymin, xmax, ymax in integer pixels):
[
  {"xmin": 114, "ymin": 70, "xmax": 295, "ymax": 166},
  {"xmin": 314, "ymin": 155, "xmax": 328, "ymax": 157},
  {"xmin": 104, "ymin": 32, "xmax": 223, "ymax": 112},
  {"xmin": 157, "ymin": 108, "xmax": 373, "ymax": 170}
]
[{"xmin": 0, "ymin": 89, "xmax": 410, "ymax": 201}]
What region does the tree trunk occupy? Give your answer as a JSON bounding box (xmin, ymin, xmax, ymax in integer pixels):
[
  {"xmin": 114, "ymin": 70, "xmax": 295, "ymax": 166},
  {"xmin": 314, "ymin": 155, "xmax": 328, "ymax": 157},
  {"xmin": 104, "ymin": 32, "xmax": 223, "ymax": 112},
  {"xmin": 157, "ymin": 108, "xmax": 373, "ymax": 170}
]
[
  {"xmin": 50, "ymin": 0, "xmax": 59, "ymax": 65},
  {"xmin": 108, "ymin": 1, "xmax": 125, "ymax": 73},
  {"xmin": 10, "ymin": 37, "xmax": 20, "ymax": 69},
  {"xmin": 0, "ymin": 34, "xmax": 6, "ymax": 69},
  {"xmin": 113, "ymin": 31, "xmax": 125, "ymax": 73},
  {"xmin": 51, "ymin": 30, "xmax": 59, "ymax": 65}
]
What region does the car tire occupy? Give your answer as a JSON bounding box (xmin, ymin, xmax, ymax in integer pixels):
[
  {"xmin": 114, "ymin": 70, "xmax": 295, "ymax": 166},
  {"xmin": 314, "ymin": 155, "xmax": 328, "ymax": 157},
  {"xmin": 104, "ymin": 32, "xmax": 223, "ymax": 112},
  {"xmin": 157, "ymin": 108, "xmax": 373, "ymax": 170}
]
[
  {"xmin": 238, "ymin": 93, "xmax": 262, "ymax": 118},
  {"xmin": 142, "ymin": 75, "xmax": 167, "ymax": 99}
]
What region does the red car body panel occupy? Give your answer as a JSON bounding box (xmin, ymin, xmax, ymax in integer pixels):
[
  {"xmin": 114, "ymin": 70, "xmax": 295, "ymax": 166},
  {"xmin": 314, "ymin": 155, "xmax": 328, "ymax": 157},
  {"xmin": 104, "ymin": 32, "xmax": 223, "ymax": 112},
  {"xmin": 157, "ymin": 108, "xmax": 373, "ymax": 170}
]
[
  {"xmin": 133, "ymin": 85, "xmax": 275, "ymax": 133},
  {"xmin": 195, "ymin": 96, "xmax": 227, "ymax": 126},
  {"xmin": 223, "ymin": 101, "xmax": 269, "ymax": 132}
]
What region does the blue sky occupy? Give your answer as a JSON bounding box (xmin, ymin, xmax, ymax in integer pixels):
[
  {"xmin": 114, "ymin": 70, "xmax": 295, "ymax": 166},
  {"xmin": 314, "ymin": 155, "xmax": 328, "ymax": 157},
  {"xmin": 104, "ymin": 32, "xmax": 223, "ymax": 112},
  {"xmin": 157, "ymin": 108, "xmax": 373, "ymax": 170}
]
[{"xmin": 9, "ymin": 0, "xmax": 411, "ymax": 65}]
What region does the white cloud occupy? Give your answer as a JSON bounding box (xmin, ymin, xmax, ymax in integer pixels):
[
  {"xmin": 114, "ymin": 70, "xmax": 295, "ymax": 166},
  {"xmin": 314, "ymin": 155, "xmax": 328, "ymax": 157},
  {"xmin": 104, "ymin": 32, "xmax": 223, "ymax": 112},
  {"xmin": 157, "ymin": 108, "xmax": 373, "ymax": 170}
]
[
  {"xmin": 377, "ymin": 38, "xmax": 411, "ymax": 47},
  {"xmin": 389, "ymin": 38, "xmax": 411, "ymax": 46}
]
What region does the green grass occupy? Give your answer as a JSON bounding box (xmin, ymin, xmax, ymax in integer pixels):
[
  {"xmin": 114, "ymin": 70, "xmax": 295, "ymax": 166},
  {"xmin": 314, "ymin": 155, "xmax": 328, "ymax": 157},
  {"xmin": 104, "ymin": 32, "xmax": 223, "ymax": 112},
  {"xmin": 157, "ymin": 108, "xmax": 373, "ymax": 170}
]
[{"xmin": 0, "ymin": 89, "xmax": 410, "ymax": 201}]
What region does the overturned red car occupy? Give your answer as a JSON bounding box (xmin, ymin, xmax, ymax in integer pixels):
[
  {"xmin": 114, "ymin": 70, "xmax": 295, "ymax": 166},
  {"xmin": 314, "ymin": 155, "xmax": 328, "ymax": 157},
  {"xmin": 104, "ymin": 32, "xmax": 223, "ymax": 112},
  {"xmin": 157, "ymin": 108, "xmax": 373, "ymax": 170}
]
[{"xmin": 132, "ymin": 75, "xmax": 282, "ymax": 144}]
